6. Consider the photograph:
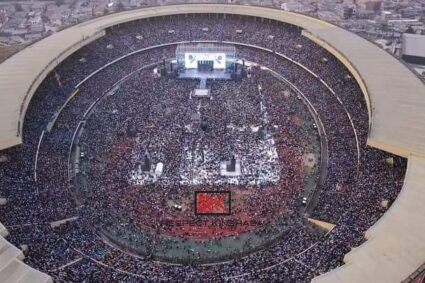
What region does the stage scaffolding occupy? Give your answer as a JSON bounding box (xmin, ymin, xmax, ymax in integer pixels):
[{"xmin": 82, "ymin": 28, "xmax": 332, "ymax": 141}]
[{"xmin": 176, "ymin": 43, "xmax": 236, "ymax": 72}]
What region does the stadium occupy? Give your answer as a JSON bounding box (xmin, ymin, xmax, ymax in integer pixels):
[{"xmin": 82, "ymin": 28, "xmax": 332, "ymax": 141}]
[{"xmin": 0, "ymin": 3, "xmax": 424, "ymax": 283}]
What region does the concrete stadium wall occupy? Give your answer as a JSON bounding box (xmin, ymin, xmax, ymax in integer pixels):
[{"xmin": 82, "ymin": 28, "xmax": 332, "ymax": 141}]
[{"xmin": 1, "ymin": 4, "xmax": 425, "ymax": 283}]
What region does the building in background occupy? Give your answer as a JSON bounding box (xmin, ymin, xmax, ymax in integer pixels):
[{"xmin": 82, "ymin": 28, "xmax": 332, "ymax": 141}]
[
  {"xmin": 356, "ymin": 0, "xmax": 382, "ymax": 12},
  {"xmin": 401, "ymin": 33, "xmax": 425, "ymax": 65}
]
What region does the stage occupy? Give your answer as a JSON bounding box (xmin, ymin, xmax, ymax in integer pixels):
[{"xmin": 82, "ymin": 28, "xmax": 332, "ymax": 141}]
[{"xmin": 178, "ymin": 69, "xmax": 232, "ymax": 80}]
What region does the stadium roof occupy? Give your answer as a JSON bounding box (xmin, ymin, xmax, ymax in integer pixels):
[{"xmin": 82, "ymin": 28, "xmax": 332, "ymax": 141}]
[
  {"xmin": 0, "ymin": 227, "xmax": 52, "ymax": 283},
  {"xmin": 313, "ymin": 155, "xmax": 425, "ymax": 283},
  {"xmin": 0, "ymin": 4, "xmax": 424, "ymax": 283},
  {"xmin": 0, "ymin": 5, "xmax": 424, "ymax": 157}
]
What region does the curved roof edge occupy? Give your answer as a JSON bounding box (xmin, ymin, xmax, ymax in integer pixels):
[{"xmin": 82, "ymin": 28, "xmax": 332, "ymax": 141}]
[
  {"xmin": 0, "ymin": 29, "xmax": 105, "ymax": 150},
  {"xmin": 312, "ymin": 155, "xmax": 425, "ymax": 283},
  {"xmin": 0, "ymin": 231, "xmax": 52, "ymax": 283},
  {"xmin": 0, "ymin": 4, "xmax": 425, "ymax": 283},
  {"xmin": 0, "ymin": 4, "xmax": 424, "ymax": 156},
  {"xmin": 0, "ymin": 138, "xmax": 21, "ymax": 151}
]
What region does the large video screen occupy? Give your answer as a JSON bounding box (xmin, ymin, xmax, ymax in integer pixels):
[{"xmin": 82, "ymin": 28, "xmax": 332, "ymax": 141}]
[{"xmin": 184, "ymin": 53, "xmax": 226, "ymax": 69}]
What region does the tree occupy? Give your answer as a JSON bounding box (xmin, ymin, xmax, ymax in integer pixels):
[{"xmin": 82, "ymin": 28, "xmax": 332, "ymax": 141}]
[
  {"xmin": 14, "ymin": 3, "xmax": 23, "ymax": 12},
  {"xmin": 103, "ymin": 8, "xmax": 109, "ymax": 15},
  {"xmin": 116, "ymin": 2, "xmax": 125, "ymax": 12},
  {"xmin": 405, "ymin": 25, "xmax": 415, "ymax": 34},
  {"xmin": 41, "ymin": 15, "xmax": 50, "ymax": 23},
  {"xmin": 55, "ymin": 0, "xmax": 65, "ymax": 7}
]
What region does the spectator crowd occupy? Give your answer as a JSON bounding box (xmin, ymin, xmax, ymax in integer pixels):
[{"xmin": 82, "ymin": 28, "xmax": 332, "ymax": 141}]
[{"xmin": 0, "ymin": 14, "xmax": 406, "ymax": 282}]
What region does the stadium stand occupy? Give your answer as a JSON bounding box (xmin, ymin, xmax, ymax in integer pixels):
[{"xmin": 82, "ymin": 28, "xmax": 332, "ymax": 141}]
[
  {"xmin": 0, "ymin": 236, "xmax": 51, "ymax": 283},
  {"xmin": 0, "ymin": 4, "xmax": 424, "ymax": 283}
]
